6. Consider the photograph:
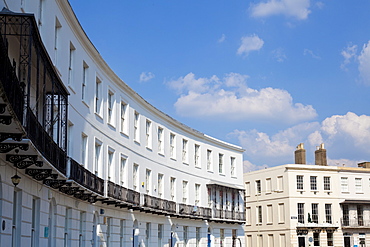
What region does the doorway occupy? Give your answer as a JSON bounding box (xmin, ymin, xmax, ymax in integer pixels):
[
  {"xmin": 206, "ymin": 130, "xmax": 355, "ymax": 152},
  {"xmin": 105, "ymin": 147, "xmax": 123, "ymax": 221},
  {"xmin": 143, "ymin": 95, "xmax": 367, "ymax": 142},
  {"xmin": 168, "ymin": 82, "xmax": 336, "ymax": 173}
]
[
  {"xmin": 344, "ymin": 236, "xmax": 351, "ymax": 247},
  {"xmin": 298, "ymin": 236, "xmax": 305, "ymax": 247}
]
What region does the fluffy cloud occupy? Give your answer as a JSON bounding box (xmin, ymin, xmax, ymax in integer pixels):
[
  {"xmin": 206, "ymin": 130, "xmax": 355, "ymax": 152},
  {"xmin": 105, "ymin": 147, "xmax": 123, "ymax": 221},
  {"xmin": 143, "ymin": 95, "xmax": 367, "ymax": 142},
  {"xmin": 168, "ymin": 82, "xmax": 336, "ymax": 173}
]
[
  {"xmin": 139, "ymin": 72, "xmax": 155, "ymax": 82},
  {"xmin": 250, "ymin": 0, "xmax": 311, "ymax": 20},
  {"xmin": 231, "ymin": 122, "xmax": 320, "ymax": 165},
  {"xmin": 167, "ymin": 72, "xmax": 317, "ymax": 124},
  {"xmin": 358, "ymin": 41, "xmax": 370, "ymax": 85},
  {"xmin": 243, "ymin": 160, "xmax": 268, "ymax": 172},
  {"xmin": 237, "ymin": 34, "xmax": 264, "ymax": 56},
  {"xmin": 340, "ymin": 44, "xmax": 357, "ymax": 70},
  {"xmin": 232, "ymin": 112, "xmax": 370, "ymax": 169}
]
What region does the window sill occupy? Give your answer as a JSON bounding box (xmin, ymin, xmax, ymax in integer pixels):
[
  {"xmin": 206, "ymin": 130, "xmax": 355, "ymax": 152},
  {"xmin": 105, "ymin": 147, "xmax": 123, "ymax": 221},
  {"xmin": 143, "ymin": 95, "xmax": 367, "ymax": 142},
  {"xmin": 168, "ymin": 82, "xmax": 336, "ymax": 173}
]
[
  {"xmin": 219, "ymin": 173, "xmax": 225, "ymax": 176},
  {"xmin": 120, "ymin": 131, "xmax": 129, "ymax": 138},
  {"xmin": 207, "ymin": 170, "xmax": 214, "ymax": 173},
  {"xmin": 146, "ymin": 147, "xmax": 153, "ymax": 152},
  {"xmin": 82, "ymin": 100, "xmax": 89, "ymax": 108},
  {"xmin": 158, "ymin": 152, "xmax": 165, "ymax": 157},
  {"xmin": 134, "ymin": 140, "xmax": 140, "ymax": 145},
  {"xmin": 108, "ymin": 122, "xmax": 116, "ymax": 129},
  {"xmin": 68, "ymin": 85, "xmax": 76, "ymax": 94},
  {"xmin": 95, "ymin": 112, "xmax": 103, "ymax": 120},
  {"xmin": 356, "ymin": 192, "xmax": 364, "ymax": 194},
  {"xmin": 341, "ymin": 191, "xmax": 350, "ymax": 194},
  {"xmin": 266, "ymin": 222, "xmax": 273, "ymax": 225}
]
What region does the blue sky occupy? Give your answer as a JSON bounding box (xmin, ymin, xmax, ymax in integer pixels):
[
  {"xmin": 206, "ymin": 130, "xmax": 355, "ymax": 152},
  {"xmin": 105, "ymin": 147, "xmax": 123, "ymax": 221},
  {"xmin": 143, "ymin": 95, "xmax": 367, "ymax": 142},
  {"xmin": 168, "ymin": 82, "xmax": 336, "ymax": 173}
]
[{"xmin": 69, "ymin": 0, "xmax": 370, "ymax": 171}]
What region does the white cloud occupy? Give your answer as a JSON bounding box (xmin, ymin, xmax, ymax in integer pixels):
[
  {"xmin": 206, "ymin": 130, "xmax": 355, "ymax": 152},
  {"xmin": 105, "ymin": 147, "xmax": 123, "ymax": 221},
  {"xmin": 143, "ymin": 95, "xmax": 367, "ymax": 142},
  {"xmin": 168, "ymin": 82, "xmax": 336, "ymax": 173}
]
[
  {"xmin": 237, "ymin": 34, "xmax": 264, "ymax": 56},
  {"xmin": 340, "ymin": 44, "xmax": 357, "ymax": 70},
  {"xmin": 250, "ymin": 0, "xmax": 311, "ymax": 20},
  {"xmin": 139, "ymin": 72, "xmax": 155, "ymax": 82},
  {"xmin": 272, "ymin": 48, "xmax": 287, "ymax": 62},
  {"xmin": 231, "ymin": 112, "xmax": 370, "ymax": 169},
  {"xmin": 358, "ymin": 41, "xmax": 370, "ymax": 85},
  {"xmin": 303, "ymin": 49, "xmax": 321, "ymax": 59},
  {"xmin": 231, "ymin": 122, "xmax": 320, "ymax": 165},
  {"xmin": 167, "ymin": 72, "xmax": 317, "ymax": 124},
  {"xmin": 218, "ymin": 34, "xmax": 226, "ymax": 43},
  {"xmin": 243, "ymin": 160, "xmax": 268, "ymax": 172}
]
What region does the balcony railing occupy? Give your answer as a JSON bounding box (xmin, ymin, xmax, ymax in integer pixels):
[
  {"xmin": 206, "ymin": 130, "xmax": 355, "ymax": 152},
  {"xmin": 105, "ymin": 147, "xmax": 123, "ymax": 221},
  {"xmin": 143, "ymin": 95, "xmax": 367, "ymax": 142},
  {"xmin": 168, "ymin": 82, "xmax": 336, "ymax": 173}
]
[
  {"xmin": 69, "ymin": 158, "xmax": 104, "ymax": 196},
  {"xmin": 27, "ymin": 108, "xmax": 67, "ymax": 174},
  {"xmin": 143, "ymin": 194, "xmax": 176, "ymax": 214},
  {"xmin": 341, "ymin": 218, "xmax": 370, "ymax": 228},
  {"xmin": 107, "ymin": 181, "xmax": 140, "ymax": 206},
  {"xmin": 0, "ymin": 35, "xmax": 24, "ymax": 122},
  {"xmin": 213, "ymin": 208, "xmax": 245, "ymax": 221}
]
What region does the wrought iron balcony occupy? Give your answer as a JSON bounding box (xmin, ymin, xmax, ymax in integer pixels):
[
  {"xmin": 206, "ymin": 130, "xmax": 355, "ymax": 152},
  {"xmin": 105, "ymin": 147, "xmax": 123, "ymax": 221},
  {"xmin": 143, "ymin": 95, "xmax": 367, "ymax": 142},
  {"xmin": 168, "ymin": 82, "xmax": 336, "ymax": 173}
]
[
  {"xmin": 143, "ymin": 194, "xmax": 176, "ymax": 214},
  {"xmin": 69, "ymin": 158, "xmax": 104, "ymax": 196},
  {"xmin": 341, "ymin": 218, "xmax": 370, "ymax": 228}
]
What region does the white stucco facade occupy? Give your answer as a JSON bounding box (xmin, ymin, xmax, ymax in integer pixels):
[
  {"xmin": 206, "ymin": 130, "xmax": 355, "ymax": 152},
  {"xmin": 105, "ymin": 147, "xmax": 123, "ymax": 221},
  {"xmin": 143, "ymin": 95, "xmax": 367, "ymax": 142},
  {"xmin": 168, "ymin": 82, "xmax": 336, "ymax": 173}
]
[
  {"xmin": 244, "ymin": 161, "xmax": 370, "ymax": 247},
  {"xmin": 0, "ymin": 0, "xmax": 245, "ymax": 246}
]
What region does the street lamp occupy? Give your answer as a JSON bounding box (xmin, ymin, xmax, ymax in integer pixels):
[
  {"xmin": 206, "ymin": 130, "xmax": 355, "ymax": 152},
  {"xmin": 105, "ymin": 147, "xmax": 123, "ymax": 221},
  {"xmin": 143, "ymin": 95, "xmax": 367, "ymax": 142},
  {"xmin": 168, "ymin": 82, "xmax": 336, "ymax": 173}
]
[{"xmin": 11, "ymin": 169, "xmax": 21, "ymax": 187}]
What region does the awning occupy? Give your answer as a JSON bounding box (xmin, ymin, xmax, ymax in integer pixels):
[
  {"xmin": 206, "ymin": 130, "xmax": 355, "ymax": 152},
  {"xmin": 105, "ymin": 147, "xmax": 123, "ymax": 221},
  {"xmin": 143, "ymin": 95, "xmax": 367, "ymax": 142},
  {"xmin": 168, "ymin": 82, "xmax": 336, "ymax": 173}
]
[{"xmin": 207, "ymin": 180, "xmax": 244, "ymax": 190}]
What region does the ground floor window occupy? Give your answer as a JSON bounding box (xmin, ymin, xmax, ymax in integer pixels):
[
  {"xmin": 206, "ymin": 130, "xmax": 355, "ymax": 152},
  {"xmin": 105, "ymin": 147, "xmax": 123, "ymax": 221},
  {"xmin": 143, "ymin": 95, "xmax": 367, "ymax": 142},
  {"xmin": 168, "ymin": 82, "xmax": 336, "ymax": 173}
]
[
  {"xmin": 327, "ymin": 232, "xmax": 333, "ymax": 246},
  {"xmin": 313, "ymin": 232, "xmax": 320, "ymax": 246}
]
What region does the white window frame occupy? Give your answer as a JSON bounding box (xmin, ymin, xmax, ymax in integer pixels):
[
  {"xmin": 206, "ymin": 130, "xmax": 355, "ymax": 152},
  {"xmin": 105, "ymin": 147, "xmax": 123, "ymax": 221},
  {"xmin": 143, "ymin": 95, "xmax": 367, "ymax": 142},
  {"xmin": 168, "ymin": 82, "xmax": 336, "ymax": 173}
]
[
  {"xmin": 182, "ymin": 180, "xmax": 188, "ymax": 204},
  {"xmin": 230, "ymin": 157, "xmax": 235, "ymax": 176},
  {"xmin": 158, "ymin": 127, "xmax": 164, "ymax": 154},
  {"xmin": 120, "ymin": 101, "xmax": 128, "ymax": 135},
  {"xmin": 194, "ymin": 144, "xmax": 200, "ymax": 167},
  {"xmin": 218, "ymin": 153, "xmax": 224, "ymax": 174},
  {"xmin": 81, "ymin": 133, "xmax": 87, "ymax": 166},
  {"xmin": 120, "ymin": 155, "xmax": 127, "ymax": 186},
  {"xmin": 146, "ymin": 120, "xmax": 152, "ymax": 149},
  {"xmin": 134, "ymin": 112, "xmax": 140, "ymax": 142},
  {"xmin": 170, "ymin": 133, "xmax": 175, "ymax": 159},
  {"xmin": 95, "ymin": 76, "xmax": 103, "ymax": 116},
  {"xmin": 341, "ymin": 177, "xmax": 349, "ymax": 192},
  {"xmin": 107, "ymin": 90, "xmax": 115, "ymax": 125},
  {"xmin": 107, "ymin": 148, "xmax": 114, "ymax": 181},
  {"xmin": 207, "ymin": 149, "xmax": 212, "ymax": 171},
  {"xmin": 182, "ymin": 139, "xmax": 188, "ymax": 163},
  {"xmin": 133, "ymin": 164, "xmax": 139, "ymax": 191}
]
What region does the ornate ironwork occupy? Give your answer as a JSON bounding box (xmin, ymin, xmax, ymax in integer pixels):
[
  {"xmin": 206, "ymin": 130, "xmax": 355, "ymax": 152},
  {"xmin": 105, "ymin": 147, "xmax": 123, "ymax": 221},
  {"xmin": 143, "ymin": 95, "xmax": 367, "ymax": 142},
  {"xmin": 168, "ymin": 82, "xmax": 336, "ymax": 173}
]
[
  {"xmin": 14, "ymin": 160, "xmax": 42, "ymax": 169},
  {"xmin": 0, "ymin": 115, "xmax": 12, "ymax": 125},
  {"xmin": 0, "ymin": 143, "xmax": 28, "ymax": 153},
  {"xmin": 59, "ymin": 186, "xmax": 80, "ymax": 196},
  {"xmin": 69, "ymin": 158, "xmax": 104, "ymax": 196},
  {"xmin": 0, "ymin": 103, "xmax": 6, "ymax": 113},
  {"xmin": 6, "ymin": 154, "xmax": 37, "ymax": 163},
  {"xmin": 25, "ymin": 168, "xmax": 55, "ymax": 181},
  {"xmin": 0, "ymin": 133, "xmax": 23, "ymax": 142},
  {"xmin": 43, "ymin": 179, "xmax": 68, "ymax": 189}
]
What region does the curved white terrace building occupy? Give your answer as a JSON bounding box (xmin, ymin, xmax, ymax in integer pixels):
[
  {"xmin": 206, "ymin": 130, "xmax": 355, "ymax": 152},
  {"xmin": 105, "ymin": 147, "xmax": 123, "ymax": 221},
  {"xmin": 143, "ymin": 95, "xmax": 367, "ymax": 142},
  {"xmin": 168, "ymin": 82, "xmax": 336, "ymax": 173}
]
[{"xmin": 0, "ymin": 0, "xmax": 245, "ymax": 246}]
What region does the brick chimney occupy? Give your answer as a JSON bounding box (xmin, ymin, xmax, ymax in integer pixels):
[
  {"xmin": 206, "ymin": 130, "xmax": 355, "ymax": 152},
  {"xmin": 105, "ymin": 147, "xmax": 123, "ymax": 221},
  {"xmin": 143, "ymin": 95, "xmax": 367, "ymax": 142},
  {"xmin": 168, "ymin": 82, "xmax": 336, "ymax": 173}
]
[
  {"xmin": 315, "ymin": 143, "xmax": 327, "ymax": 166},
  {"xmin": 358, "ymin": 162, "xmax": 370, "ymax": 168},
  {"xmin": 295, "ymin": 143, "xmax": 306, "ymax": 164}
]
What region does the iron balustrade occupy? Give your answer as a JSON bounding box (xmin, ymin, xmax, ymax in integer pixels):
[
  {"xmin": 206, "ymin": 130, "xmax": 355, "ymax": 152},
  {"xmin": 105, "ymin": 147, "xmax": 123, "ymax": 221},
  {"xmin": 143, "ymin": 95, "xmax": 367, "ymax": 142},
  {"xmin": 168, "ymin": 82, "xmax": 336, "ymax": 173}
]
[
  {"xmin": 143, "ymin": 194, "xmax": 176, "ymax": 214},
  {"xmin": 0, "ymin": 35, "xmax": 24, "ymax": 122},
  {"xmin": 341, "ymin": 218, "xmax": 370, "ymax": 228},
  {"xmin": 69, "ymin": 158, "xmax": 104, "ymax": 196},
  {"xmin": 107, "ymin": 181, "xmax": 139, "ymax": 206},
  {"xmin": 26, "ymin": 107, "xmax": 67, "ymax": 174}
]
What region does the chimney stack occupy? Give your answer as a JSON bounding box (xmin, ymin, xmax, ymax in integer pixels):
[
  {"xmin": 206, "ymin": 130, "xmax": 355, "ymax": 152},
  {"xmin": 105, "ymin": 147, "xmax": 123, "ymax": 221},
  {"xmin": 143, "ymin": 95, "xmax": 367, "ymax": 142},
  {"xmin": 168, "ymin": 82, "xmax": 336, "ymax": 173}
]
[
  {"xmin": 358, "ymin": 162, "xmax": 370, "ymax": 168},
  {"xmin": 315, "ymin": 143, "xmax": 327, "ymax": 166},
  {"xmin": 295, "ymin": 143, "xmax": 306, "ymax": 164}
]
